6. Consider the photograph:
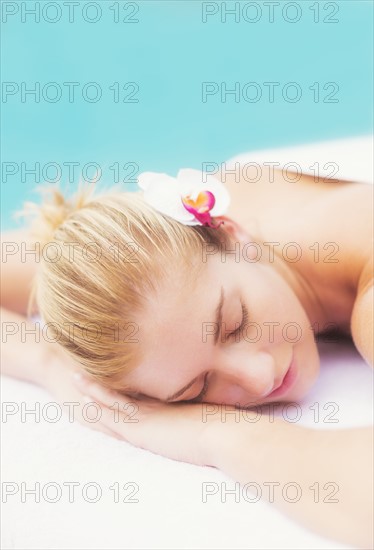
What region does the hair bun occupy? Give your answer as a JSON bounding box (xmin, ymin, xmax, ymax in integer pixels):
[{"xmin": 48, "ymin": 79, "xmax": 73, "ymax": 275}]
[{"xmin": 16, "ymin": 181, "xmax": 96, "ymax": 247}]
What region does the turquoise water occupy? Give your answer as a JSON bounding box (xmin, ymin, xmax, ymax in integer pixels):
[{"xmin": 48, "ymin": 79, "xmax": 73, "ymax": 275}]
[{"xmin": 1, "ymin": 0, "xmax": 373, "ymax": 230}]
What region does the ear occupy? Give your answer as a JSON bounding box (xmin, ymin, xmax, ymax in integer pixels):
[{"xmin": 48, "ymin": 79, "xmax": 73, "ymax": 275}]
[
  {"xmin": 214, "ymin": 215, "xmax": 260, "ymax": 262},
  {"xmin": 215, "ymin": 215, "xmax": 252, "ymax": 244}
]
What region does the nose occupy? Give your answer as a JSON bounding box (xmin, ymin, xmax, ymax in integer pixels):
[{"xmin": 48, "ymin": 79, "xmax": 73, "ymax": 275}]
[{"xmin": 214, "ymin": 351, "xmax": 276, "ymax": 398}]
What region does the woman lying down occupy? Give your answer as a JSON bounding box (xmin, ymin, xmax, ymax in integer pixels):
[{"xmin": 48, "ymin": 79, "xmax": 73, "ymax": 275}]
[{"xmin": 1, "ymin": 167, "xmax": 373, "ymax": 549}]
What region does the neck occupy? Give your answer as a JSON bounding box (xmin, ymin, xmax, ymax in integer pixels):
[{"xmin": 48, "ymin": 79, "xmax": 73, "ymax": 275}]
[{"xmin": 272, "ymin": 252, "xmax": 331, "ymax": 334}]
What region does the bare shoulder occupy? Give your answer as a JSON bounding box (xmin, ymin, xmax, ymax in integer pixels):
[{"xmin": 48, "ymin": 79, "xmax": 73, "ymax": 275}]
[
  {"xmin": 221, "ymin": 166, "xmax": 372, "ymax": 260},
  {"xmin": 351, "ymin": 283, "xmax": 374, "ymax": 367},
  {"xmin": 351, "ymin": 256, "xmax": 374, "ymax": 367},
  {"xmin": 220, "ymin": 165, "xmax": 369, "ymax": 233},
  {"xmin": 221, "ymin": 165, "xmax": 373, "ymax": 337}
]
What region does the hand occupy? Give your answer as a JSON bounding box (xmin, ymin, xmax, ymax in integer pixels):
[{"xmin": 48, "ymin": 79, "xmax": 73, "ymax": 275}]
[
  {"xmin": 39, "ymin": 346, "xmax": 123, "ymax": 439},
  {"xmin": 73, "ymin": 374, "xmax": 227, "ymax": 466}
]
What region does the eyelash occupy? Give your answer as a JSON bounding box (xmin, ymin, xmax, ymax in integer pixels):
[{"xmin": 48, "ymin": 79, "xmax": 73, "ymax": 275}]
[
  {"xmin": 228, "ymin": 301, "xmax": 249, "ymax": 341},
  {"xmin": 186, "ymin": 301, "xmax": 249, "ymax": 404},
  {"xmin": 189, "ymin": 373, "xmax": 209, "ymax": 403}
]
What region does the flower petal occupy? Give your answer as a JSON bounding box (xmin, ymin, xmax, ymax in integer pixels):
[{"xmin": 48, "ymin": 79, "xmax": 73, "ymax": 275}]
[
  {"xmin": 181, "ymin": 190, "xmax": 216, "ymax": 213},
  {"xmin": 138, "ymin": 169, "xmax": 230, "ymax": 227},
  {"xmin": 178, "ymin": 169, "xmax": 231, "ymax": 216},
  {"xmin": 141, "ymin": 178, "xmax": 195, "ymax": 223},
  {"xmin": 137, "ymin": 172, "xmax": 176, "ymax": 192}
]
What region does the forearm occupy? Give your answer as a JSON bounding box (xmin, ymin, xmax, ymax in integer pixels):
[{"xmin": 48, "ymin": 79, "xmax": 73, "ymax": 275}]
[
  {"xmin": 1, "ymin": 306, "xmax": 51, "ymax": 386},
  {"xmin": 206, "ymin": 415, "xmax": 373, "ymax": 549},
  {"xmin": 0, "ymin": 229, "xmax": 52, "ymax": 386},
  {"xmin": 1, "ymin": 229, "xmax": 39, "ymax": 316}
]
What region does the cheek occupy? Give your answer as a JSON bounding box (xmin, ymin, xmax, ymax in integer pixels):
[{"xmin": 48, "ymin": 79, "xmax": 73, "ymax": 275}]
[
  {"xmin": 275, "ymin": 294, "xmax": 312, "ymax": 341},
  {"xmin": 289, "ymin": 333, "xmax": 320, "ymax": 400},
  {"xmin": 223, "ymin": 385, "xmax": 243, "ymax": 402},
  {"xmin": 301, "ymin": 328, "xmax": 320, "ymax": 378},
  {"xmin": 246, "ymin": 271, "xmax": 302, "ymax": 329},
  {"xmin": 212, "ymin": 382, "xmax": 253, "ymax": 407}
]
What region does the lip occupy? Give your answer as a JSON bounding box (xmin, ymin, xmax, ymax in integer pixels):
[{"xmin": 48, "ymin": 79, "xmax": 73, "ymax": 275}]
[{"xmin": 266, "ymin": 355, "xmax": 298, "ymax": 399}]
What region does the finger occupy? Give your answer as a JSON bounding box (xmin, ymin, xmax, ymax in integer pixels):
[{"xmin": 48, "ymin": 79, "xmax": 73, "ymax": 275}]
[
  {"xmin": 74, "ymin": 374, "xmax": 138, "ymax": 409},
  {"xmin": 82, "ymin": 394, "xmax": 143, "ymax": 445},
  {"xmin": 79, "ymin": 396, "xmax": 124, "ymax": 440}
]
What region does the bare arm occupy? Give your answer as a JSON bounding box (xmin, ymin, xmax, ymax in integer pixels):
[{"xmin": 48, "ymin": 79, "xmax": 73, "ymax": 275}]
[
  {"xmin": 68, "ymin": 376, "xmax": 374, "ymax": 550},
  {"xmin": 0, "ymin": 229, "xmax": 125, "ymax": 441},
  {"xmin": 351, "ymin": 281, "xmax": 373, "ymax": 367},
  {"xmin": 0, "ymin": 229, "xmax": 63, "ymax": 385},
  {"xmin": 205, "ymin": 416, "xmax": 373, "ymax": 549},
  {"xmin": 1, "ymin": 229, "xmax": 40, "ymax": 316},
  {"xmin": 1, "ymin": 305, "xmax": 51, "ymax": 384}
]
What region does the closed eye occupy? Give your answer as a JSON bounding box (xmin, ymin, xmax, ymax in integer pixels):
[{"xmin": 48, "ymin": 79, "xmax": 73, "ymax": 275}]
[
  {"xmin": 182, "ymin": 301, "xmax": 249, "ymax": 402},
  {"xmin": 187, "ymin": 373, "xmax": 209, "ymax": 403},
  {"xmin": 228, "ymin": 301, "xmax": 249, "ymax": 341}
]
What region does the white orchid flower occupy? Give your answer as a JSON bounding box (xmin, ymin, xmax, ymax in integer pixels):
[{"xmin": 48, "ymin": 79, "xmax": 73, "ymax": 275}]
[{"xmin": 137, "ymin": 169, "xmax": 230, "ymax": 228}]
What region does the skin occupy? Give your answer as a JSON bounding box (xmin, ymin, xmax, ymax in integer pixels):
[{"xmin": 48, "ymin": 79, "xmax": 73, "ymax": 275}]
[
  {"xmin": 1, "ymin": 167, "xmax": 373, "ymax": 547},
  {"xmin": 124, "ymin": 250, "xmax": 321, "ymax": 407},
  {"xmin": 117, "ymin": 168, "xmax": 373, "ymax": 407},
  {"xmin": 70, "ymin": 168, "xmax": 373, "ymax": 548}
]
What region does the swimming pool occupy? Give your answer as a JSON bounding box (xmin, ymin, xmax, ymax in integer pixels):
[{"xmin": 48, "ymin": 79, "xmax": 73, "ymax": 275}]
[{"xmin": 1, "ymin": 0, "xmax": 373, "ymax": 230}]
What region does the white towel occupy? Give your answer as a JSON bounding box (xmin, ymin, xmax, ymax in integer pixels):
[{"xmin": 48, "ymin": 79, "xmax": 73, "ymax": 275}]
[
  {"xmin": 226, "ymin": 135, "xmax": 374, "ymax": 184},
  {"xmin": 2, "ymin": 341, "xmax": 372, "ymax": 550}
]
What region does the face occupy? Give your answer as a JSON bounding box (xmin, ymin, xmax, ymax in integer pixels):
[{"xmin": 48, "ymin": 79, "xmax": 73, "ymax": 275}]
[{"xmin": 124, "ymin": 220, "xmax": 320, "ymax": 408}]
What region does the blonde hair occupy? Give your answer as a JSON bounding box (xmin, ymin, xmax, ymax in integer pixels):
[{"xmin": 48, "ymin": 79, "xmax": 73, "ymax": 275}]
[{"xmin": 21, "ymin": 182, "xmax": 232, "ymax": 391}]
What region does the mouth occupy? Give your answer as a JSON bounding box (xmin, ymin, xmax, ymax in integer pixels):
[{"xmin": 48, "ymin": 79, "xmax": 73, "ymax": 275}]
[{"xmin": 265, "ymin": 354, "xmax": 298, "ymax": 399}]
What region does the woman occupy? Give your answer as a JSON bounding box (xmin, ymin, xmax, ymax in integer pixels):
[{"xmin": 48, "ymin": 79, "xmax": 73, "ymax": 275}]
[{"xmin": 1, "ymin": 166, "xmax": 373, "ymax": 548}]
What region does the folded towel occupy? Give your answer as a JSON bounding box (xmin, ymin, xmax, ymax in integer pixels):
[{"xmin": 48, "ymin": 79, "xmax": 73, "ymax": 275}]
[
  {"xmin": 2, "ymin": 340, "xmax": 372, "ymax": 550},
  {"xmin": 226, "ymin": 135, "xmax": 373, "ymax": 184}
]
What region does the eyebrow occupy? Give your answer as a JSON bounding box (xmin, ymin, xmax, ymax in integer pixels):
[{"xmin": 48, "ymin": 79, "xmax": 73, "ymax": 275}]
[{"xmin": 165, "ymin": 286, "xmax": 225, "ymax": 402}]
